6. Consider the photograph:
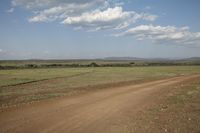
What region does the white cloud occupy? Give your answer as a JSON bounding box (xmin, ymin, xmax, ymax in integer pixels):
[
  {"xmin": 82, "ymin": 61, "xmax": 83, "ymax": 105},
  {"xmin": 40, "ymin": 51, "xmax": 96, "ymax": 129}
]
[
  {"xmin": 62, "ymin": 7, "xmax": 157, "ymax": 30},
  {"xmin": 0, "ymin": 49, "xmax": 3, "ymax": 53},
  {"xmin": 12, "ymin": 0, "xmax": 157, "ymax": 31},
  {"xmin": 29, "ymin": 6, "xmax": 67, "ymax": 22},
  {"xmin": 12, "ymin": 0, "xmax": 106, "ymax": 9},
  {"xmin": 142, "ymin": 13, "xmax": 157, "ymax": 21},
  {"xmin": 118, "ymin": 25, "xmax": 200, "ymax": 45},
  {"xmin": 28, "ymin": 3, "xmax": 92, "ymax": 22},
  {"xmin": 5, "ymin": 8, "xmax": 14, "ymax": 13},
  {"xmin": 62, "ymin": 7, "xmax": 132, "ymax": 28},
  {"xmin": 13, "ymin": 0, "xmax": 110, "ymax": 23}
]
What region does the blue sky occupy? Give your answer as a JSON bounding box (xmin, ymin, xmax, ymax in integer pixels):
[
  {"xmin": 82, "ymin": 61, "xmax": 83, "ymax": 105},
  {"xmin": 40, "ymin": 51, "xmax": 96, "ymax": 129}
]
[{"xmin": 0, "ymin": 0, "xmax": 200, "ymax": 59}]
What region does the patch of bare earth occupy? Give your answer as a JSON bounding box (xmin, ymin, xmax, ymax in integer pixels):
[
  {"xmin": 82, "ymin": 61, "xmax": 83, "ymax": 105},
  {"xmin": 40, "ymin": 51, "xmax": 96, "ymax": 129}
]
[{"xmin": 130, "ymin": 77, "xmax": 200, "ymax": 133}]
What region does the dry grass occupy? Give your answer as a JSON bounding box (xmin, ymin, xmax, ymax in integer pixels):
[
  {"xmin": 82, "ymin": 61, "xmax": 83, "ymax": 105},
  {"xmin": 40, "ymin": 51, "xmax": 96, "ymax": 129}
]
[{"xmin": 1, "ymin": 66, "xmax": 200, "ymax": 107}]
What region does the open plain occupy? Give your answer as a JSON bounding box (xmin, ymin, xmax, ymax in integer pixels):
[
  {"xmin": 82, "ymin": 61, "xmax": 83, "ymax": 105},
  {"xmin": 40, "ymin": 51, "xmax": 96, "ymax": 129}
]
[{"xmin": 0, "ymin": 66, "xmax": 200, "ymax": 133}]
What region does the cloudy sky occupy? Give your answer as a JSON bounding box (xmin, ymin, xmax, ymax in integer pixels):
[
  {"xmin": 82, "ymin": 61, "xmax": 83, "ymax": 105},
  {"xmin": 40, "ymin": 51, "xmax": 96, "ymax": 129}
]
[{"xmin": 0, "ymin": 0, "xmax": 200, "ymax": 59}]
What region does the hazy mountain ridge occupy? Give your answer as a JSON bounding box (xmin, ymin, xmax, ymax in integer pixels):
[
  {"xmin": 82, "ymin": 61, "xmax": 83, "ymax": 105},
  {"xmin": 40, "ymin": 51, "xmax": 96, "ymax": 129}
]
[{"xmin": 103, "ymin": 57, "xmax": 200, "ymax": 61}]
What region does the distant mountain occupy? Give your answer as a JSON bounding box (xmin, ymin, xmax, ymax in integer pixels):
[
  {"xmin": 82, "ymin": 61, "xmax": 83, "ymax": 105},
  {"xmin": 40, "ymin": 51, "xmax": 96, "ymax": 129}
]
[
  {"xmin": 103, "ymin": 57, "xmax": 173, "ymax": 61},
  {"xmin": 103, "ymin": 57, "xmax": 200, "ymax": 61},
  {"xmin": 104, "ymin": 57, "xmax": 145, "ymax": 61},
  {"xmin": 184, "ymin": 57, "xmax": 200, "ymax": 61}
]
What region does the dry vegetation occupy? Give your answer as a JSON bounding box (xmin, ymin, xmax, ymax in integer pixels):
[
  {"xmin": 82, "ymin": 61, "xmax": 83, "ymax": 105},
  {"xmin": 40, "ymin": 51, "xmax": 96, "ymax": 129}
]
[
  {"xmin": 1, "ymin": 66, "xmax": 200, "ymax": 108},
  {"xmin": 0, "ymin": 65, "xmax": 200, "ymax": 133},
  {"xmin": 130, "ymin": 77, "xmax": 200, "ymax": 133}
]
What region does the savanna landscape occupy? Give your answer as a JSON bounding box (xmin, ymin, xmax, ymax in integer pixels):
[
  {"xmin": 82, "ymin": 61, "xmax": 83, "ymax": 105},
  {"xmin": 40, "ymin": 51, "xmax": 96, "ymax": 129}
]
[
  {"xmin": 1, "ymin": 0, "xmax": 200, "ymax": 133},
  {"xmin": 0, "ymin": 60, "xmax": 200, "ymax": 133}
]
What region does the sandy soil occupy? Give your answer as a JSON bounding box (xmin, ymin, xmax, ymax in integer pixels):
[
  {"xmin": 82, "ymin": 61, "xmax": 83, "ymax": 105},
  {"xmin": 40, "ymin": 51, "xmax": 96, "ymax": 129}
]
[{"xmin": 0, "ymin": 74, "xmax": 199, "ymax": 133}]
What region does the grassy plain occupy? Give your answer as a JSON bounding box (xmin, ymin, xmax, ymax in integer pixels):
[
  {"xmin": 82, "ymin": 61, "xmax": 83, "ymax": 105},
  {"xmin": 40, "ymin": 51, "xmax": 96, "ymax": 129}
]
[{"xmin": 1, "ymin": 66, "xmax": 200, "ymax": 107}]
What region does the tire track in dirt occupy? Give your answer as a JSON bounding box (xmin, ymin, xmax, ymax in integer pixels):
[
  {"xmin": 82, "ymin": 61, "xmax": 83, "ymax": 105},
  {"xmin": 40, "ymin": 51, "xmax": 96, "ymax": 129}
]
[{"xmin": 0, "ymin": 74, "xmax": 199, "ymax": 133}]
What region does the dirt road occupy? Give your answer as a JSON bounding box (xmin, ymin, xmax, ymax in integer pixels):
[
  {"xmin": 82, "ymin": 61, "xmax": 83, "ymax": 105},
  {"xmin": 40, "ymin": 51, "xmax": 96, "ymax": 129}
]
[{"xmin": 0, "ymin": 75, "xmax": 199, "ymax": 133}]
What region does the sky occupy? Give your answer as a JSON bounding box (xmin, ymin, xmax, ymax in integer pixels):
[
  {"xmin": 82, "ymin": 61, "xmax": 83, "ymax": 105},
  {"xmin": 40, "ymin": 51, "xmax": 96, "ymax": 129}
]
[{"xmin": 0, "ymin": 0, "xmax": 200, "ymax": 60}]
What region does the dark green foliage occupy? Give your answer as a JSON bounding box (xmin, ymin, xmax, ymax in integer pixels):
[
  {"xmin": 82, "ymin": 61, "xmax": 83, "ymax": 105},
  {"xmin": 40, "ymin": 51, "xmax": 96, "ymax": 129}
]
[{"xmin": 0, "ymin": 59, "xmax": 200, "ymax": 70}]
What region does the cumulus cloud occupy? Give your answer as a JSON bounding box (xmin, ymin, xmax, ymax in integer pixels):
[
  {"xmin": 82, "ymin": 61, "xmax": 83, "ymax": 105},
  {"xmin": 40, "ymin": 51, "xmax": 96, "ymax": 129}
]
[
  {"xmin": 12, "ymin": 0, "xmax": 157, "ymax": 31},
  {"xmin": 118, "ymin": 25, "xmax": 200, "ymax": 45},
  {"xmin": 62, "ymin": 7, "xmax": 157, "ymax": 30},
  {"xmin": 13, "ymin": 0, "xmax": 108, "ymax": 22},
  {"xmin": 28, "ymin": 4, "xmax": 90, "ymax": 22}
]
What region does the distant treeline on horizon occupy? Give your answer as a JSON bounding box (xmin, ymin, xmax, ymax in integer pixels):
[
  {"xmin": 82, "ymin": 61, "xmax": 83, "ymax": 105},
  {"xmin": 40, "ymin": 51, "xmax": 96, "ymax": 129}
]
[{"xmin": 0, "ymin": 59, "xmax": 200, "ymax": 69}]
